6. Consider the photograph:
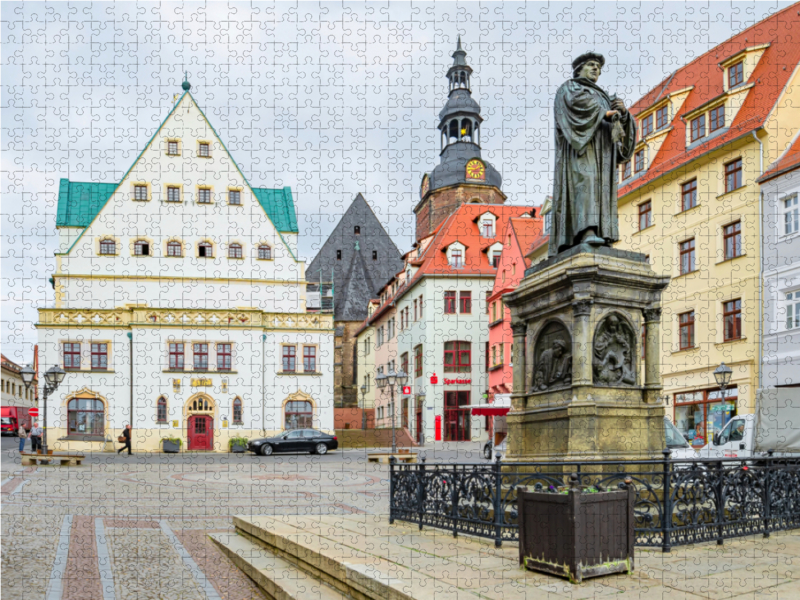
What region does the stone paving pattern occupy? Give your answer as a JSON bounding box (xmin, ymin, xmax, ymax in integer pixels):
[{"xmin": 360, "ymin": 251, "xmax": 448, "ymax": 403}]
[{"xmin": 2, "ymin": 450, "xmax": 799, "ymax": 599}]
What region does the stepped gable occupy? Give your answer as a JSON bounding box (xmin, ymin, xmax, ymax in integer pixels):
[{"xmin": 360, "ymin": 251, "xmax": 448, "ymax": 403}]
[
  {"xmin": 620, "ymin": 5, "xmax": 800, "ymax": 197},
  {"xmin": 307, "ymin": 193, "xmax": 403, "ymax": 321}
]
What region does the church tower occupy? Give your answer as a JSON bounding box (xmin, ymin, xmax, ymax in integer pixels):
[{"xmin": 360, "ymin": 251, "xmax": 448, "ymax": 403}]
[{"xmin": 414, "ymin": 37, "xmax": 505, "ymax": 241}]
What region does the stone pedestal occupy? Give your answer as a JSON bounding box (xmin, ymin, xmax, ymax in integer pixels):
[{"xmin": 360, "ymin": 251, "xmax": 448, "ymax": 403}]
[{"xmin": 503, "ymin": 245, "xmax": 670, "ymax": 462}]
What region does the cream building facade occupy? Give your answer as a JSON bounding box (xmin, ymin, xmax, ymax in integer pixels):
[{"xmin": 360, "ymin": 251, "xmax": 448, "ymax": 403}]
[{"xmin": 37, "ymin": 83, "xmax": 334, "ymax": 452}]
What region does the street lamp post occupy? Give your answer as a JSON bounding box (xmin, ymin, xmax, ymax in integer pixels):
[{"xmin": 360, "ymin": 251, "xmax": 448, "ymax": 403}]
[
  {"xmin": 360, "ymin": 385, "xmax": 367, "ymax": 430},
  {"xmin": 21, "ymin": 364, "xmax": 66, "ymax": 455},
  {"xmin": 376, "ymin": 369, "xmax": 408, "ymax": 454},
  {"xmin": 714, "ymin": 362, "xmax": 733, "ymax": 410}
]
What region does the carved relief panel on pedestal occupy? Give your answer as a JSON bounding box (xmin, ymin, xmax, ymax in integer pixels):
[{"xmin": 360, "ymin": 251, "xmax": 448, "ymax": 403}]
[
  {"xmin": 532, "ymin": 322, "xmax": 572, "ymax": 391},
  {"xmin": 592, "ymin": 313, "xmax": 637, "ymax": 386}
]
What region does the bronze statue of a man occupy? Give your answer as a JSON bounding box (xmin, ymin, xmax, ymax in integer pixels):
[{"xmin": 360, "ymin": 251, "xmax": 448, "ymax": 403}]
[{"xmin": 548, "ymin": 52, "xmax": 637, "ymax": 256}]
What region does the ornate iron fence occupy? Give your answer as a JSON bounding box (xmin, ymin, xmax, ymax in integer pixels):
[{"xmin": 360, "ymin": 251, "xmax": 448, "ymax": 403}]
[{"xmin": 388, "ymin": 452, "xmax": 800, "ymax": 550}]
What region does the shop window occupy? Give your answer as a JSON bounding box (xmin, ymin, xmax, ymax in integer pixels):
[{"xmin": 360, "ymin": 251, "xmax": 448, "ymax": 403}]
[
  {"xmin": 674, "ymin": 386, "xmax": 738, "ymax": 449},
  {"xmin": 233, "ymin": 398, "xmax": 243, "ymax": 424},
  {"xmin": 91, "ymin": 343, "xmax": 108, "ymax": 370},
  {"xmin": 728, "ymin": 61, "xmax": 744, "ymax": 88},
  {"xmin": 679, "ymin": 238, "xmax": 695, "ymax": 275},
  {"xmin": 285, "ymin": 401, "xmax": 312, "ymax": 429},
  {"xmin": 723, "ymin": 299, "xmax": 742, "ymax": 341},
  {"xmin": 64, "ymin": 342, "xmax": 81, "ymax": 369},
  {"xmin": 679, "ymin": 311, "xmax": 695, "ymax": 350},
  {"xmin": 681, "ymin": 179, "xmax": 697, "ymax": 212},
  {"xmin": 68, "ymin": 398, "xmax": 104, "ymax": 436},
  {"xmin": 638, "ymin": 200, "xmax": 652, "ymax": 231},
  {"xmin": 134, "ymin": 240, "xmax": 150, "ymax": 256},
  {"xmin": 459, "ymin": 291, "xmax": 472, "ymax": 314},
  {"xmin": 710, "ymin": 105, "xmax": 725, "ymax": 132},
  {"xmin": 99, "ymin": 239, "xmax": 116, "ymax": 255},
  {"xmin": 217, "ymin": 343, "xmax": 231, "ymax": 371},
  {"xmin": 157, "ymin": 396, "xmax": 167, "ymax": 423},
  {"xmin": 282, "ymin": 346, "xmax": 296, "ymax": 372},
  {"xmin": 444, "ymin": 341, "xmax": 471, "ymax": 373},
  {"xmin": 167, "ymin": 241, "xmax": 182, "ymax": 257},
  {"xmin": 723, "ymin": 221, "xmax": 741, "ymax": 259},
  {"xmin": 303, "ymin": 346, "xmax": 316, "ymax": 373},
  {"xmin": 784, "ymin": 194, "xmax": 799, "ymax": 236},
  {"xmin": 193, "ymin": 343, "xmax": 208, "ymax": 370},
  {"xmin": 444, "ymin": 291, "xmax": 456, "ymax": 314},
  {"xmin": 169, "ymin": 343, "xmax": 184, "ymax": 370},
  {"xmin": 725, "ymin": 158, "xmax": 743, "ymax": 193}
]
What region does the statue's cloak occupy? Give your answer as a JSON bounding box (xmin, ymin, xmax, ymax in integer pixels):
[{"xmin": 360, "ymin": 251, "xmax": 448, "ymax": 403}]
[{"xmin": 549, "ymin": 77, "xmax": 637, "ymax": 256}]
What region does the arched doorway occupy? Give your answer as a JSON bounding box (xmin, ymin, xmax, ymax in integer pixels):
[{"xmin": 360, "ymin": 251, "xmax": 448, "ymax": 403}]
[{"xmin": 186, "ymin": 395, "xmax": 214, "ymax": 451}]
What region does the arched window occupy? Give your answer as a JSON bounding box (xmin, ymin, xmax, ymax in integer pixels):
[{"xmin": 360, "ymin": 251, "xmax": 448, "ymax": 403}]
[
  {"xmin": 448, "ymin": 120, "xmax": 458, "ymax": 144},
  {"xmin": 68, "ymin": 398, "xmax": 104, "ymax": 436},
  {"xmin": 167, "ymin": 241, "xmax": 182, "ymax": 257},
  {"xmin": 157, "ymin": 396, "xmax": 167, "ymax": 423},
  {"xmin": 190, "ymin": 397, "xmax": 211, "ymax": 411},
  {"xmin": 258, "ymin": 245, "xmax": 271, "ymax": 260},
  {"xmin": 233, "ymin": 398, "xmax": 243, "ymax": 424},
  {"xmin": 134, "ymin": 240, "xmax": 150, "ymax": 256},
  {"xmin": 228, "ymin": 243, "xmax": 243, "ymax": 259},
  {"xmin": 444, "ymin": 341, "xmax": 471, "ymax": 373},
  {"xmin": 198, "ymin": 242, "xmax": 213, "ymax": 258},
  {"xmin": 461, "ymin": 119, "xmax": 472, "ymax": 142},
  {"xmin": 354, "ymin": 226, "xmax": 360, "ymax": 235},
  {"xmin": 285, "ymin": 401, "xmax": 312, "ymax": 430},
  {"xmin": 99, "ymin": 239, "xmax": 116, "ymax": 255}
]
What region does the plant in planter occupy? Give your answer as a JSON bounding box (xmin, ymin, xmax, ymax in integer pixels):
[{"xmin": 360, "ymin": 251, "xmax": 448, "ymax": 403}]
[
  {"xmin": 228, "ymin": 437, "xmax": 249, "ymax": 453},
  {"xmin": 161, "ymin": 437, "xmax": 182, "ymax": 453},
  {"xmin": 518, "ymin": 474, "xmax": 635, "ymax": 584}
]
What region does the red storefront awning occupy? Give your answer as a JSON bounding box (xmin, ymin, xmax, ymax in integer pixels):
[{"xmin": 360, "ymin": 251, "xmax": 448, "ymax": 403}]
[{"xmin": 467, "ymin": 405, "xmax": 511, "ymax": 417}]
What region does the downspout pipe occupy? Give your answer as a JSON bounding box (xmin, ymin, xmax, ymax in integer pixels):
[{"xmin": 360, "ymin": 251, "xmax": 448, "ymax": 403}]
[
  {"xmin": 261, "ymin": 333, "xmax": 266, "ymax": 436},
  {"xmin": 752, "ymin": 131, "xmax": 764, "ymax": 393},
  {"xmin": 127, "ymin": 332, "xmax": 133, "ymax": 428}
]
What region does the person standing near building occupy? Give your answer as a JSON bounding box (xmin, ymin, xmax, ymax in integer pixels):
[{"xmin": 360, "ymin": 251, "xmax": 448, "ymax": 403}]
[
  {"xmin": 17, "ymin": 424, "xmax": 27, "ymax": 453},
  {"xmin": 29, "ymin": 422, "xmax": 42, "ymax": 453},
  {"xmin": 117, "ymin": 424, "xmax": 132, "ymax": 455}
]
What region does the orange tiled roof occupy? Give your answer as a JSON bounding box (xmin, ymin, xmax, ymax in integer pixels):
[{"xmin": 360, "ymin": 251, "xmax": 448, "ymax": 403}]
[
  {"xmin": 619, "ymin": 5, "xmax": 800, "ymax": 197},
  {"xmin": 758, "ymin": 132, "xmax": 800, "ymax": 183}
]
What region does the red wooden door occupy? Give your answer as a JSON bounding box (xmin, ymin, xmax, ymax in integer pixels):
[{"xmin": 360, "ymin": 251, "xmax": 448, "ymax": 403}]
[
  {"xmin": 416, "ymin": 409, "xmax": 423, "ymax": 444},
  {"xmin": 444, "ymin": 391, "xmax": 471, "ymax": 441},
  {"xmin": 188, "ymin": 415, "xmax": 213, "ymax": 450}
]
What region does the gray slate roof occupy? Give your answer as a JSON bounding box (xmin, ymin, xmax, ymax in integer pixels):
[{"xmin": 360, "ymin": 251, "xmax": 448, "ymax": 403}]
[{"xmin": 306, "ymin": 194, "xmax": 404, "ymax": 321}]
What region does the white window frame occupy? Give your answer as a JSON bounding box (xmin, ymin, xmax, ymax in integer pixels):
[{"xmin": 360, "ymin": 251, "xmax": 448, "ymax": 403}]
[{"xmin": 782, "ymin": 193, "xmax": 799, "ymax": 237}]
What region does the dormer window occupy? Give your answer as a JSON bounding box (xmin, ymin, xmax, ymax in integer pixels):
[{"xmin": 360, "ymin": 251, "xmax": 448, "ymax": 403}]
[
  {"xmin": 690, "ymin": 114, "xmax": 705, "ymax": 142},
  {"xmin": 710, "ymin": 105, "xmax": 725, "ymax": 132},
  {"xmin": 656, "ymin": 105, "xmax": 669, "ymax": 129},
  {"xmin": 634, "ymin": 149, "xmax": 645, "ymax": 173},
  {"xmin": 641, "ymin": 114, "xmax": 653, "ymax": 137},
  {"xmin": 134, "ymin": 241, "xmax": 150, "ymax": 256},
  {"xmin": 481, "ymin": 220, "xmax": 494, "ymax": 238},
  {"xmin": 450, "ymin": 249, "xmax": 463, "ymax": 268},
  {"xmin": 544, "ymin": 212, "xmax": 552, "ymax": 234},
  {"xmin": 728, "ymin": 61, "xmax": 744, "ymax": 88}
]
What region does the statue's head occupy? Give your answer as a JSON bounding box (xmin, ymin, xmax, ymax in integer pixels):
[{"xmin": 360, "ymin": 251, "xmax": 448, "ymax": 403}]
[
  {"xmin": 606, "ymin": 315, "xmax": 619, "ymax": 332},
  {"xmin": 553, "ymin": 339, "xmax": 567, "ymax": 356},
  {"xmin": 572, "ymin": 52, "xmax": 605, "ymax": 82}
]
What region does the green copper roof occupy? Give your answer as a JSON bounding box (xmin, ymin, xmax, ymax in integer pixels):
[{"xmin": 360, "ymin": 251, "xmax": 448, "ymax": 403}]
[
  {"xmin": 56, "ymin": 179, "xmax": 118, "ymax": 228},
  {"xmin": 251, "ymin": 186, "xmax": 298, "ymax": 233},
  {"xmin": 56, "ymin": 179, "xmax": 297, "ymax": 233}
]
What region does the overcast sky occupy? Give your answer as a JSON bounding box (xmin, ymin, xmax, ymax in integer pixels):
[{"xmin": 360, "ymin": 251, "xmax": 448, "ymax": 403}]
[{"xmin": 1, "ymin": 1, "xmax": 792, "ymax": 364}]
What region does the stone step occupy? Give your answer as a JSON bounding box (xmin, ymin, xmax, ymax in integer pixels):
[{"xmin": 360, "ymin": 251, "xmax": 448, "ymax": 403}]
[
  {"xmin": 232, "ymin": 515, "xmax": 486, "ymax": 600},
  {"xmin": 209, "ymin": 531, "xmax": 347, "ymax": 600}
]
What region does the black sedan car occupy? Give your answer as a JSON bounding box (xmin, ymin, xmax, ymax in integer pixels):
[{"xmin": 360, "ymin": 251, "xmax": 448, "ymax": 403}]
[{"xmin": 248, "ymin": 429, "xmax": 338, "ymax": 456}]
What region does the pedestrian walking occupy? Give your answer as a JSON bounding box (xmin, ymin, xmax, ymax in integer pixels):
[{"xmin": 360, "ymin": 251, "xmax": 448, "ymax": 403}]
[
  {"xmin": 117, "ymin": 424, "xmax": 132, "ymax": 455},
  {"xmin": 29, "ymin": 422, "xmax": 43, "ymax": 453},
  {"xmin": 17, "ymin": 425, "xmax": 28, "ymax": 453}
]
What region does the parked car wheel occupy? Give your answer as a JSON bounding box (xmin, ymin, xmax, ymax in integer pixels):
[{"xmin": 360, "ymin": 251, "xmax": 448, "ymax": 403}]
[
  {"xmin": 483, "ymin": 444, "xmax": 492, "ymax": 460},
  {"xmin": 315, "ymin": 443, "xmax": 328, "ymax": 455},
  {"xmin": 260, "ymin": 444, "xmax": 273, "ymax": 456}
]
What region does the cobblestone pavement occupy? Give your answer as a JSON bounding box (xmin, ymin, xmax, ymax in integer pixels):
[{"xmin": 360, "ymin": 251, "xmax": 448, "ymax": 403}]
[{"xmin": 2, "ymin": 443, "xmax": 800, "ymax": 599}]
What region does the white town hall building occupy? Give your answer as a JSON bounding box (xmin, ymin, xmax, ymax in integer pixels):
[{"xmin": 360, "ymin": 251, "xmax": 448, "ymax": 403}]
[{"xmin": 37, "ymin": 81, "xmax": 334, "ymax": 452}]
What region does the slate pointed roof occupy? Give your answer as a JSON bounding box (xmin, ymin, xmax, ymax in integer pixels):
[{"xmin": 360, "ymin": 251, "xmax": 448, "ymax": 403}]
[{"xmin": 307, "ymin": 193, "xmax": 404, "ymax": 321}]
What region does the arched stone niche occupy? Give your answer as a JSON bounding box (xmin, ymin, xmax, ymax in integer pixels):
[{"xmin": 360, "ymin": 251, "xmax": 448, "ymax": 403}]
[
  {"xmin": 592, "ymin": 313, "xmax": 637, "ymax": 386},
  {"xmin": 532, "ymin": 321, "xmax": 572, "ymax": 391}
]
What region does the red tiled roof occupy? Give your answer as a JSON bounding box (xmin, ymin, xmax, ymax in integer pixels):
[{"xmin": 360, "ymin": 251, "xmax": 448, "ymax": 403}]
[
  {"xmin": 507, "ymin": 217, "xmax": 546, "ymax": 269},
  {"xmin": 758, "ymin": 131, "xmax": 800, "ymax": 183},
  {"xmin": 619, "ymin": 5, "xmax": 800, "ymax": 197}
]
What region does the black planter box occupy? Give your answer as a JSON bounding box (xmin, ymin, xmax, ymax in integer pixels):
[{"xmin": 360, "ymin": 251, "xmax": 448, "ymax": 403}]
[
  {"xmin": 162, "ymin": 440, "xmax": 180, "ymax": 453},
  {"xmin": 230, "ymin": 444, "xmax": 246, "ymax": 453},
  {"xmin": 518, "ymin": 477, "xmax": 635, "ymax": 583}
]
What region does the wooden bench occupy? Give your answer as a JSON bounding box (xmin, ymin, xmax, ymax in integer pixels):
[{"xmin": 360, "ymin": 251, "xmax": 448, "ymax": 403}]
[
  {"xmin": 367, "ymin": 453, "xmax": 417, "ymax": 464},
  {"xmin": 20, "ymin": 453, "xmax": 84, "ymax": 467}
]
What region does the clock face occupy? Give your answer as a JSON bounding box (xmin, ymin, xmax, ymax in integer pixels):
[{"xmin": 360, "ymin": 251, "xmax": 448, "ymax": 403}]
[
  {"xmin": 466, "ymin": 159, "xmax": 485, "ymax": 181},
  {"xmin": 421, "ymin": 175, "xmax": 430, "ymax": 198}
]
